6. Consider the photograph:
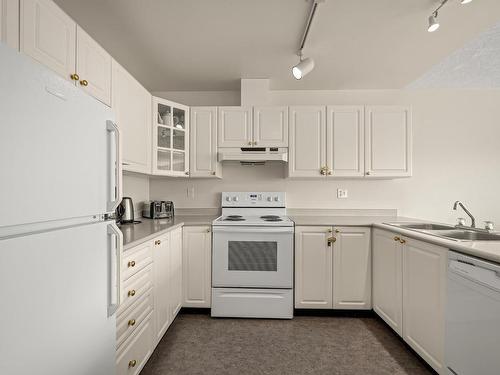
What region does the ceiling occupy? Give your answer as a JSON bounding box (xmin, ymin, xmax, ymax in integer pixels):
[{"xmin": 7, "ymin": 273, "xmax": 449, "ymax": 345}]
[{"xmin": 54, "ymin": 0, "xmax": 500, "ymax": 91}]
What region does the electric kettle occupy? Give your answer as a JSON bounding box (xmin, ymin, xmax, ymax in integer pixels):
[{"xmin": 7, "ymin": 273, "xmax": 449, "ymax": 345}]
[{"xmin": 116, "ymin": 197, "xmax": 135, "ymax": 224}]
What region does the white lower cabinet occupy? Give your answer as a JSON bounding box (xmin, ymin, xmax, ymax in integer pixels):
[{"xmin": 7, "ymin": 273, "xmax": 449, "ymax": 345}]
[
  {"xmin": 372, "ymin": 229, "xmax": 403, "ymax": 335},
  {"xmin": 182, "ymin": 226, "xmax": 212, "ymax": 308},
  {"xmin": 295, "ymin": 226, "xmax": 332, "ymax": 308},
  {"xmin": 116, "ymin": 315, "xmax": 154, "ymax": 375},
  {"xmin": 170, "ymin": 227, "xmax": 183, "ymax": 318},
  {"xmin": 403, "ymin": 237, "xmax": 446, "ymax": 374},
  {"xmin": 295, "ymin": 226, "xmax": 371, "ymax": 310},
  {"xmin": 153, "ymin": 232, "xmax": 171, "ymax": 344},
  {"xmin": 117, "ymin": 227, "xmax": 183, "ymax": 374},
  {"xmin": 372, "ymin": 229, "xmax": 446, "ymax": 374},
  {"xmin": 333, "ymin": 227, "xmax": 371, "ymax": 309}
]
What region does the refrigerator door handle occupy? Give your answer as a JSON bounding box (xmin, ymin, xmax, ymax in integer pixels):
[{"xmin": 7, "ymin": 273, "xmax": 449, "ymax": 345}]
[
  {"xmin": 107, "ymin": 222, "xmax": 122, "ymax": 316},
  {"xmin": 106, "ymin": 120, "xmax": 122, "ymax": 212}
]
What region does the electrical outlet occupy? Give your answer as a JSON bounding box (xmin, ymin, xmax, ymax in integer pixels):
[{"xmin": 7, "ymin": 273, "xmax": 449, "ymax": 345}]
[{"xmin": 337, "ymin": 189, "xmax": 348, "ymax": 199}]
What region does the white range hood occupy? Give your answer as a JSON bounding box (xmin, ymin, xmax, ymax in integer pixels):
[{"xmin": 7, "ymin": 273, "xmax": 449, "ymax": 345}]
[{"xmin": 218, "ymin": 147, "xmax": 288, "ymax": 162}]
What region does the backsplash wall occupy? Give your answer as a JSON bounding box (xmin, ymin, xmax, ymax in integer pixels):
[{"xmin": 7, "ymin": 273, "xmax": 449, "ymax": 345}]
[
  {"xmin": 122, "ymin": 173, "xmax": 150, "ymax": 219},
  {"xmin": 149, "ymin": 88, "xmax": 500, "ymax": 225}
]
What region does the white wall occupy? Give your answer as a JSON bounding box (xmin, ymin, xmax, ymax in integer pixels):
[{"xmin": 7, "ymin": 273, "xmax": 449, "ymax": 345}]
[
  {"xmin": 152, "ymin": 90, "xmax": 240, "ymax": 106},
  {"xmin": 123, "ymin": 173, "xmax": 150, "ymax": 219},
  {"xmin": 150, "ymin": 88, "xmax": 500, "ymax": 226}
]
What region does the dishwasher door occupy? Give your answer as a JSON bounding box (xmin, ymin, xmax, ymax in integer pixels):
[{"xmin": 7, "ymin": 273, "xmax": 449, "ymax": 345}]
[{"xmin": 446, "ymin": 251, "xmax": 500, "ymax": 375}]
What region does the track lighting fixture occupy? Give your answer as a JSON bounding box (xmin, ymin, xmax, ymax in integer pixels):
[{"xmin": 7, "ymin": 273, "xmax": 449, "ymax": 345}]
[
  {"xmin": 291, "ymin": 0, "xmax": 324, "ymax": 80},
  {"xmin": 292, "ymin": 53, "xmax": 315, "ymax": 80},
  {"xmin": 427, "ymin": 0, "xmax": 473, "ymax": 33},
  {"xmin": 428, "ymin": 13, "xmax": 440, "ymax": 32}
]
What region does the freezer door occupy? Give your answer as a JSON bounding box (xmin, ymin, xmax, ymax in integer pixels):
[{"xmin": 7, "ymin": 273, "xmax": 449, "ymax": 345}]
[
  {"xmin": 0, "ymin": 43, "xmax": 121, "ymax": 229},
  {"xmin": 0, "ymin": 220, "xmax": 121, "ymax": 375}
]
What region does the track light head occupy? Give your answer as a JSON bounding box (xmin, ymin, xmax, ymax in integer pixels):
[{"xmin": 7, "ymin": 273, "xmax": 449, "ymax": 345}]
[
  {"xmin": 428, "ymin": 13, "xmax": 440, "ymax": 32},
  {"xmin": 292, "ymin": 57, "xmax": 315, "ymax": 80}
]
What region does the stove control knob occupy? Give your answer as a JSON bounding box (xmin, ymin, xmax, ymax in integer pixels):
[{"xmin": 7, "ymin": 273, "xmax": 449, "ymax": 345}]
[
  {"xmin": 225, "ymin": 196, "xmax": 231, "ymax": 202},
  {"xmin": 267, "ymin": 196, "xmax": 272, "ymax": 202},
  {"xmin": 232, "ymin": 196, "xmax": 239, "ymax": 202},
  {"xmin": 274, "ymin": 196, "xmax": 280, "ymax": 202}
]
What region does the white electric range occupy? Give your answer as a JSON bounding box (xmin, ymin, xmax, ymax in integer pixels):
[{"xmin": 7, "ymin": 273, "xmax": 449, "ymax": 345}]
[{"xmin": 211, "ymin": 192, "xmax": 294, "ymax": 319}]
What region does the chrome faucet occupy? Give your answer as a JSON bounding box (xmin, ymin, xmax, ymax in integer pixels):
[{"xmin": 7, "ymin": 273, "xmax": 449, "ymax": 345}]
[{"xmin": 453, "ymin": 201, "xmax": 475, "ymax": 228}]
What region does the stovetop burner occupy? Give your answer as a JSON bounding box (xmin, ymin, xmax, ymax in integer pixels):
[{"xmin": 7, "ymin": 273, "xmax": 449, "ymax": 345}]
[
  {"xmin": 264, "ymin": 218, "xmax": 283, "ymax": 222},
  {"xmin": 224, "ymin": 216, "xmax": 246, "ymax": 221},
  {"xmin": 260, "ymin": 215, "xmax": 280, "ymax": 219}
]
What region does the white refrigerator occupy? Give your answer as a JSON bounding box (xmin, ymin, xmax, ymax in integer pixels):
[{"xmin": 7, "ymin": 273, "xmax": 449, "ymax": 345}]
[{"xmin": 0, "ymin": 42, "xmax": 122, "ymax": 374}]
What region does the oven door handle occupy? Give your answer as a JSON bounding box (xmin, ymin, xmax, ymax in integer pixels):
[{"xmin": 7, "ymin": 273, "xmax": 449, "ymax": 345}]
[{"xmin": 212, "ymin": 226, "xmax": 294, "ymax": 234}]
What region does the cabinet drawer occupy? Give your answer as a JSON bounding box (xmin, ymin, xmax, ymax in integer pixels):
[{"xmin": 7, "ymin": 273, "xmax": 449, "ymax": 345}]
[
  {"xmin": 120, "ymin": 264, "xmax": 153, "ymax": 314},
  {"xmin": 117, "ymin": 290, "xmax": 153, "ymax": 348},
  {"xmin": 122, "ymin": 242, "xmax": 153, "ymax": 280},
  {"xmin": 116, "ymin": 315, "xmax": 153, "ymax": 375}
]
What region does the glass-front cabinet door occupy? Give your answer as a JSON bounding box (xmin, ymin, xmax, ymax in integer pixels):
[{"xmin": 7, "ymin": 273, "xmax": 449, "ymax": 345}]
[{"xmin": 152, "ymin": 97, "xmax": 189, "ymax": 176}]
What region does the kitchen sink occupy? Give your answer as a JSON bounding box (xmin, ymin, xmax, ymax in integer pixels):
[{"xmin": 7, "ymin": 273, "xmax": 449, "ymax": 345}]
[
  {"xmin": 399, "ymin": 223, "xmax": 455, "ymax": 231},
  {"xmin": 434, "ymin": 230, "xmax": 500, "ymax": 241}
]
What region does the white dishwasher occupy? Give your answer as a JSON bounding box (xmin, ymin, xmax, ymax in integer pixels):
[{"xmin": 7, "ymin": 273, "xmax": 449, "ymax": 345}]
[{"xmin": 446, "ymin": 251, "xmax": 500, "ymax": 375}]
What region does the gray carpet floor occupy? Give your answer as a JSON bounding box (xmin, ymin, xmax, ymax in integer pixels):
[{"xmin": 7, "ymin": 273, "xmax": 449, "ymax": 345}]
[{"xmin": 140, "ymin": 312, "xmax": 434, "ymax": 375}]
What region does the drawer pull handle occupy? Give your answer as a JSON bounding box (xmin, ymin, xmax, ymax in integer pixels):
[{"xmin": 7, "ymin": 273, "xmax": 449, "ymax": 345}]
[
  {"xmin": 155, "ymin": 240, "xmax": 162, "ymax": 245},
  {"xmin": 128, "ymin": 260, "xmax": 136, "ymax": 267},
  {"xmin": 128, "ymin": 319, "xmax": 136, "ymax": 327},
  {"xmin": 394, "ymin": 236, "xmax": 400, "ymax": 242},
  {"xmin": 128, "ymin": 290, "xmax": 136, "ymax": 297},
  {"xmin": 129, "ymin": 360, "xmax": 137, "ymax": 368},
  {"xmin": 400, "ymin": 239, "xmax": 406, "ymax": 244}
]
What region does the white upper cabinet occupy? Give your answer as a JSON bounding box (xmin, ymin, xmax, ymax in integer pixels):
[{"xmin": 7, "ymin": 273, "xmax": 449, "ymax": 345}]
[
  {"xmin": 190, "ymin": 107, "xmax": 221, "ymax": 178},
  {"xmin": 20, "ymin": 0, "xmax": 76, "ymax": 81},
  {"xmin": 332, "ymin": 227, "xmax": 371, "ymax": 309},
  {"xmin": 1, "ymin": 0, "xmax": 19, "ymax": 49},
  {"xmin": 76, "ymin": 26, "xmax": 111, "ymax": 106},
  {"xmin": 152, "ymin": 97, "xmax": 189, "ymax": 177},
  {"xmin": 288, "ymin": 106, "xmax": 326, "ymax": 178},
  {"xmin": 253, "ymin": 106, "xmax": 288, "ymax": 147},
  {"xmin": 372, "ymin": 229, "xmax": 403, "ymax": 336},
  {"xmin": 112, "ymin": 60, "xmax": 152, "ymax": 174},
  {"xmin": 217, "ymin": 106, "xmax": 253, "ymax": 147},
  {"xmin": 365, "ymin": 106, "xmax": 412, "ymax": 178},
  {"xmin": 327, "ymin": 106, "xmax": 365, "ymax": 177},
  {"xmin": 294, "ymin": 226, "xmax": 332, "ymax": 309},
  {"xmin": 403, "ymin": 238, "xmax": 446, "ymax": 373}
]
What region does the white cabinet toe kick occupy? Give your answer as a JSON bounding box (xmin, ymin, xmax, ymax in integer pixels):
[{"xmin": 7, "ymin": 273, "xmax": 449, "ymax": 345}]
[{"xmin": 211, "ymin": 288, "xmax": 293, "ymax": 319}]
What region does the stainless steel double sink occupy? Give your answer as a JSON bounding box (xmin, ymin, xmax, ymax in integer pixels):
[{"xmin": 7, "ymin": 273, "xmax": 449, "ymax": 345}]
[{"xmin": 384, "ymin": 222, "xmax": 500, "ymax": 242}]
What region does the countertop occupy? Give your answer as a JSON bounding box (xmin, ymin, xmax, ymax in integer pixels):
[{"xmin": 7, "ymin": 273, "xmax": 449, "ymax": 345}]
[
  {"xmin": 291, "ymin": 215, "xmax": 500, "ymax": 264},
  {"xmin": 119, "ymin": 215, "xmax": 217, "ymax": 250}
]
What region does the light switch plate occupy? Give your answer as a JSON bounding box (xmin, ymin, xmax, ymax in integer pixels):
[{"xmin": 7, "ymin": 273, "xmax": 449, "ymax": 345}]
[{"xmin": 337, "ymin": 189, "xmax": 348, "ymax": 199}]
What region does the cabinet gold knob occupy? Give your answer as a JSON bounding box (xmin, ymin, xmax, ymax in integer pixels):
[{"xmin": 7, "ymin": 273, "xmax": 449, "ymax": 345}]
[
  {"xmin": 129, "ymin": 360, "xmax": 137, "ymax": 368},
  {"xmin": 128, "ymin": 260, "xmax": 136, "ymax": 267},
  {"xmin": 128, "ymin": 319, "xmax": 136, "ymax": 327},
  {"xmin": 185, "ymin": 171, "xmax": 189, "ymax": 175},
  {"xmin": 328, "ymin": 229, "xmax": 332, "ymax": 233},
  {"xmin": 320, "ymin": 166, "xmax": 327, "ymax": 176},
  {"xmin": 400, "ymin": 239, "xmax": 406, "ymax": 244},
  {"xmin": 70, "ymin": 73, "xmax": 79, "ymax": 81},
  {"xmin": 128, "ymin": 290, "xmax": 136, "ymax": 297},
  {"xmin": 211, "ymin": 171, "xmax": 216, "ymax": 175},
  {"xmin": 254, "ymin": 141, "xmax": 258, "ymax": 145},
  {"xmin": 335, "ymin": 229, "xmax": 340, "ymax": 233},
  {"xmin": 327, "ymin": 236, "xmax": 336, "ymax": 246},
  {"xmin": 156, "ymin": 240, "xmax": 161, "ymax": 245},
  {"xmin": 366, "ymin": 171, "xmax": 371, "ymax": 176},
  {"xmin": 206, "ymin": 229, "xmax": 210, "ymax": 233},
  {"xmin": 394, "ymin": 236, "xmax": 400, "ymax": 242},
  {"xmin": 79, "ymin": 79, "xmax": 88, "ymax": 86},
  {"xmin": 248, "ymin": 141, "xmax": 252, "ymax": 146},
  {"xmin": 327, "ymin": 170, "xmax": 332, "ymax": 175}
]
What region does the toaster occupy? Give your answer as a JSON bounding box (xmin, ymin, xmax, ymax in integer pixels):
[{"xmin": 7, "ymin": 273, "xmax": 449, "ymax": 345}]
[{"xmin": 142, "ymin": 200, "xmax": 174, "ymax": 219}]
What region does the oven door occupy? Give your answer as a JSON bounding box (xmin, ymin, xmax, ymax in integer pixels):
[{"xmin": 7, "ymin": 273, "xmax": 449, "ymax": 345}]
[{"xmin": 212, "ymin": 226, "xmax": 293, "ymax": 288}]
